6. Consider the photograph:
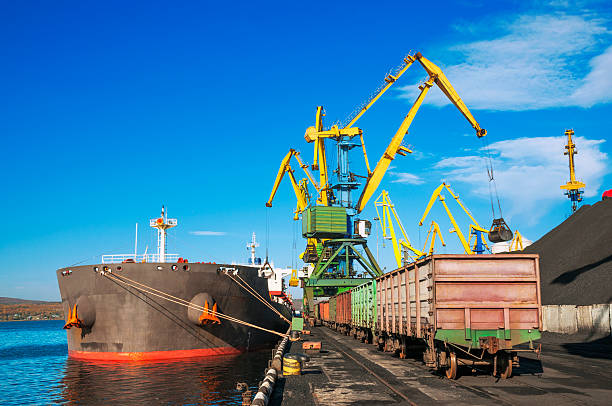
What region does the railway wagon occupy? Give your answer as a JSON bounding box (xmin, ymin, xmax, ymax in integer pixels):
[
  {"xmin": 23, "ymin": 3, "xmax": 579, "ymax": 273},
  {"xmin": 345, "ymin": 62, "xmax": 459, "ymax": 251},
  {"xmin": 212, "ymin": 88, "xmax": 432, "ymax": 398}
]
[
  {"xmin": 351, "ymin": 280, "xmax": 376, "ymax": 343},
  {"xmin": 335, "ymin": 290, "xmax": 352, "ymax": 334},
  {"xmin": 320, "ymin": 300, "xmax": 330, "ymax": 324},
  {"xmin": 313, "ymin": 301, "xmax": 320, "ymax": 325},
  {"xmin": 375, "ymin": 254, "xmax": 541, "ymax": 379},
  {"xmin": 328, "ymin": 296, "xmax": 337, "ymax": 326}
]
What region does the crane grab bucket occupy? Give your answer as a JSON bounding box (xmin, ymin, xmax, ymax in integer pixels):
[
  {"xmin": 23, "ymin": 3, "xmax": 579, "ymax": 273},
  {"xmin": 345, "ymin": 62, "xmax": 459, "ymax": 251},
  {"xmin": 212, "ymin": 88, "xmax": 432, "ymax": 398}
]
[{"xmin": 488, "ymin": 218, "xmax": 513, "ymax": 243}]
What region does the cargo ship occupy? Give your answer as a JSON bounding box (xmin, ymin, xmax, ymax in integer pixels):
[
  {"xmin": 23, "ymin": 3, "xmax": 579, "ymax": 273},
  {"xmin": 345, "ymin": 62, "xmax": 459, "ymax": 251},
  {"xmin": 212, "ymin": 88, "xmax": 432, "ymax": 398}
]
[{"xmin": 57, "ymin": 208, "xmax": 292, "ymax": 361}]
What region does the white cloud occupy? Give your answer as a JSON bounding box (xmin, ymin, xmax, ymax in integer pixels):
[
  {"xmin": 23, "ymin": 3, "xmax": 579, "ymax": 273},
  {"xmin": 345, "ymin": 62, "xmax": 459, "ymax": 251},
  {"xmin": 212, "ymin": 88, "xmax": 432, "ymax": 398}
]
[
  {"xmin": 399, "ymin": 13, "xmax": 611, "ymax": 111},
  {"xmin": 571, "ymin": 45, "xmax": 612, "ymax": 107},
  {"xmin": 189, "ymin": 231, "xmax": 227, "ymax": 236},
  {"xmin": 411, "ymin": 151, "xmax": 435, "ymax": 160},
  {"xmin": 389, "ymin": 172, "xmax": 425, "ymax": 185},
  {"xmin": 435, "ymin": 136, "xmax": 609, "ymax": 223},
  {"xmin": 435, "ymin": 137, "xmax": 610, "ymax": 224}
]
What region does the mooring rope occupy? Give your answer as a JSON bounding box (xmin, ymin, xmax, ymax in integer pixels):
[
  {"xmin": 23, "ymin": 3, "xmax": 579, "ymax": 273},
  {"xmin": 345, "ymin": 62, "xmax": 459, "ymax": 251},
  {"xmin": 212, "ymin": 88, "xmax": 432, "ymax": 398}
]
[
  {"xmin": 224, "ymin": 271, "xmax": 291, "ymax": 324},
  {"xmin": 101, "ymin": 272, "xmax": 287, "ymax": 338}
]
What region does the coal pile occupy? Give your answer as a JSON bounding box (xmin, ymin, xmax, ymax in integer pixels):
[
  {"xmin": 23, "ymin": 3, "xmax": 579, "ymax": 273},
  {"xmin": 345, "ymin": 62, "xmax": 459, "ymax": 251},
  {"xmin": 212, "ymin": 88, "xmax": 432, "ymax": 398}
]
[{"xmin": 523, "ymin": 198, "xmax": 612, "ymax": 305}]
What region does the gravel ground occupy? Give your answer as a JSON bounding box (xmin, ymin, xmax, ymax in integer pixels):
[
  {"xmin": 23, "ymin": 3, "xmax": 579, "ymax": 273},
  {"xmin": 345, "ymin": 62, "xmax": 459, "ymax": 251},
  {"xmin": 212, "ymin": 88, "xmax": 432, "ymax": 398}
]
[{"xmin": 269, "ymin": 327, "xmax": 612, "ymax": 405}]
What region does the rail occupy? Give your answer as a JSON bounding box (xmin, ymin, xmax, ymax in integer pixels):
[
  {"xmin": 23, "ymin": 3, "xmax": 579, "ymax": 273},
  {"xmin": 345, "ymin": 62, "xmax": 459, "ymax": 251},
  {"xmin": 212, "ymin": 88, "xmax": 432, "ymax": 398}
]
[
  {"xmin": 149, "ymin": 218, "xmax": 177, "ymax": 226},
  {"xmin": 101, "ymin": 253, "xmax": 180, "ymax": 264}
]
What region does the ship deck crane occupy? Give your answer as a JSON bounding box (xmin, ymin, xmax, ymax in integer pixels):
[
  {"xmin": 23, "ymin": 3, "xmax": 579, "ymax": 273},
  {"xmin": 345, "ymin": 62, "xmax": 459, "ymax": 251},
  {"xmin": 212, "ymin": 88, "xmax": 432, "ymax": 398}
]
[
  {"xmin": 560, "ymin": 129, "xmax": 585, "ymax": 212},
  {"xmin": 419, "ymin": 183, "xmax": 489, "ymax": 255}
]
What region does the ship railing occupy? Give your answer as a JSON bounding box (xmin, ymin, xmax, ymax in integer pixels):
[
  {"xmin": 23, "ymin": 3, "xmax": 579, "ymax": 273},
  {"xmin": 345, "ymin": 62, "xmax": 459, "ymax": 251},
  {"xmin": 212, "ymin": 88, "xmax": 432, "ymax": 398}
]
[
  {"xmin": 101, "ymin": 254, "xmax": 180, "ymax": 264},
  {"xmin": 149, "ymin": 219, "xmax": 178, "ymax": 226}
]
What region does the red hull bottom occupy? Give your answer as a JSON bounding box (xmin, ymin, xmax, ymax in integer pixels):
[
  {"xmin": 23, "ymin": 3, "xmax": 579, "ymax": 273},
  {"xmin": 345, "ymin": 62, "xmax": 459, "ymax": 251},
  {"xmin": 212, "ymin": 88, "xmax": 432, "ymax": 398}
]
[{"xmin": 68, "ymin": 346, "xmax": 242, "ymax": 361}]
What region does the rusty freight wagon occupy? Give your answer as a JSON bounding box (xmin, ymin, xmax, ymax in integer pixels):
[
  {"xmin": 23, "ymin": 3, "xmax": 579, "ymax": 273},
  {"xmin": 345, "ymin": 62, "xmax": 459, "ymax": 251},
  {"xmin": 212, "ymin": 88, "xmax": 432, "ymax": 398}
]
[
  {"xmin": 329, "ymin": 296, "xmax": 337, "ymax": 326},
  {"xmin": 335, "ymin": 290, "xmax": 352, "ymax": 334},
  {"xmin": 375, "ymin": 254, "xmax": 541, "ymax": 379},
  {"xmin": 319, "ymin": 300, "xmax": 330, "ymax": 324}
]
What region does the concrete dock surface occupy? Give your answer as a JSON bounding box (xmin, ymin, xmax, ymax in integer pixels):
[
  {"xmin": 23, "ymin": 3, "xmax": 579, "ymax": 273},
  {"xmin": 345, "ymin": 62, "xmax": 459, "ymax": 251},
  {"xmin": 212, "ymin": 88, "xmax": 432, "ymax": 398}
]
[{"xmin": 269, "ymin": 326, "xmax": 612, "ymax": 405}]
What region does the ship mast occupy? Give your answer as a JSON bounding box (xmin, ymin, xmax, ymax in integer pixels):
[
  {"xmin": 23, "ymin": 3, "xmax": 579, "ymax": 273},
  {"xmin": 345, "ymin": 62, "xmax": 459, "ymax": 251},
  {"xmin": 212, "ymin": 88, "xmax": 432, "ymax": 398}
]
[
  {"xmin": 246, "ymin": 232, "xmax": 260, "ymax": 265},
  {"xmin": 150, "ymin": 206, "xmax": 177, "ymax": 262}
]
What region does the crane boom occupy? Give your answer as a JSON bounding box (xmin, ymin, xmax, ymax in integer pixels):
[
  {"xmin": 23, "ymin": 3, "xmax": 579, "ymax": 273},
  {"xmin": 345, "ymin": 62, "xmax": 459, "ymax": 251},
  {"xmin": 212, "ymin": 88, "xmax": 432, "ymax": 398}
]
[
  {"xmin": 265, "ymin": 149, "xmax": 310, "ymax": 214},
  {"xmin": 439, "ymin": 194, "xmax": 473, "ymax": 255},
  {"xmin": 419, "ymin": 183, "xmax": 489, "ymax": 255},
  {"xmin": 266, "ymin": 150, "xmax": 295, "ymax": 208},
  {"xmin": 374, "ymin": 190, "xmax": 423, "ymax": 267},
  {"xmin": 293, "ymin": 151, "xmax": 320, "ymax": 191},
  {"xmin": 355, "ymin": 53, "xmax": 487, "ymax": 213},
  {"xmin": 423, "ymin": 221, "xmax": 446, "ymax": 255},
  {"xmin": 415, "ymin": 53, "xmax": 487, "ymax": 137},
  {"xmin": 419, "ymin": 183, "xmax": 446, "ymax": 226},
  {"xmin": 344, "ymin": 55, "xmax": 417, "ymax": 129},
  {"xmin": 356, "ymin": 78, "xmax": 432, "ymax": 213}
]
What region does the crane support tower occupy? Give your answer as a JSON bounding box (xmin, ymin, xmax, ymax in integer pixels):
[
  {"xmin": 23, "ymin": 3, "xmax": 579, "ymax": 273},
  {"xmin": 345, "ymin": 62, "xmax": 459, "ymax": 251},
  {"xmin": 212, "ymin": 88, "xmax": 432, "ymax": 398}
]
[{"xmin": 560, "ymin": 129, "xmax": 585, "ymax": 213}]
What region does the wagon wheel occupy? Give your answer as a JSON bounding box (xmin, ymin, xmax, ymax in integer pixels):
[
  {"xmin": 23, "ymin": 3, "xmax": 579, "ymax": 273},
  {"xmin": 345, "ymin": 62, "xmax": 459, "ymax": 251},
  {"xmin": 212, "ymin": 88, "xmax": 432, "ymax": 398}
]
[
  {"xmin": 499, "ymin": 352, "xmax": 513, "ymax": 379},
  {"xmin": 445, "ymin": 351, "xmax": 458, "ymax": 380}
]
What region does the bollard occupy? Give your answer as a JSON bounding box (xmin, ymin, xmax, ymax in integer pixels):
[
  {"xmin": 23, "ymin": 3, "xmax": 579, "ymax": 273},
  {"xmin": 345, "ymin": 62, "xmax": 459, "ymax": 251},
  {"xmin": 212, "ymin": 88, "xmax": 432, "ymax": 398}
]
[{"xmin": 283, "ymin": 355, "xmax": 302, "ymax": 375}]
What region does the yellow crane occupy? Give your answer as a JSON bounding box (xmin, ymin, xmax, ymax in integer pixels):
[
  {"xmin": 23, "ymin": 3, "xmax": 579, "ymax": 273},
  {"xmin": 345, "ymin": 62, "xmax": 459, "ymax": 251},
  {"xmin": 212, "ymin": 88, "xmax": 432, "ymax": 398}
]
[
  {"xmin": 266, "ymin": 149, "xmax": 320, "ymax": 219},
  {"xmin": 355, "ymin": 52, "xmax": 487, "ymax": 213},
  {"xmin": 560, "ymin": 129, "xmax": 585, "ymax": 212},
  {"xmin": 422, "ymin": 220, "xmax": 446, "ymax": 256},
  {"xmin": 266, "ymin": 52, "xmax": 492, "ymax": 316},
  {"xmin": 268, "ymin": 52, "xmax": 487, "ymax": 214},
  {"xmin": 509, "ymin": 230, "xmax": 524, "ymax": 251},
  {"xmin": 419, "ymin": 183, "xmax": 489, "ymax": 255},
  {"xmin": 374, "ymin": 190, "xmax": 424, "ymax": 267}
]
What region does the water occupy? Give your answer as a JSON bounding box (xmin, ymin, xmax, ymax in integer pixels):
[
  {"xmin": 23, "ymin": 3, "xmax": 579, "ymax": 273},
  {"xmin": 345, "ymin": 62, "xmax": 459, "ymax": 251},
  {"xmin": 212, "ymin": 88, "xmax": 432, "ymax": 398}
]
[{"xmin": 0, "ymin": 321, "xmax": 271, "ymax": 405}]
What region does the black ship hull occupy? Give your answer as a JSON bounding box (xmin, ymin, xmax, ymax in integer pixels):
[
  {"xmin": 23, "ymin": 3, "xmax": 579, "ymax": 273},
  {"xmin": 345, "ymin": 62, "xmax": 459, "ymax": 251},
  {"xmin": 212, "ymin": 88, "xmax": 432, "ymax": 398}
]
[{"xmin": 56, "ymin": 262, "xmax": 290, "ymax": 360}]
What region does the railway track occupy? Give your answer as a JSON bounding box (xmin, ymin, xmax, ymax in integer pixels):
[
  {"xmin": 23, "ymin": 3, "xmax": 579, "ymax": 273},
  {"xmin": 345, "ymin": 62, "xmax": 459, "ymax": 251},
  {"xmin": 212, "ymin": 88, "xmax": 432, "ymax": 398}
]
[{"xmin": 311, "ymin": 326, "xmax": 612, "ymax": 405}]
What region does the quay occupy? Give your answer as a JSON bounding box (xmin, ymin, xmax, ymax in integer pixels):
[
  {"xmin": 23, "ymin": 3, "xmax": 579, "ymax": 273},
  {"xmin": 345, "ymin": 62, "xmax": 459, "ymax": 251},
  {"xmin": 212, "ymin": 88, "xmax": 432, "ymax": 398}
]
[{"xmin": 267, "ymin": 326, "xmax": 612, "ymax": 406}]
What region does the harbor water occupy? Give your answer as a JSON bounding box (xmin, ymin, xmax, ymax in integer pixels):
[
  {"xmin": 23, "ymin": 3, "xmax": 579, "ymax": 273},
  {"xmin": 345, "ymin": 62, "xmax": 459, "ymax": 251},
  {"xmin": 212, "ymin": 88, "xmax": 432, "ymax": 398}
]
[{"xmin": 0, "ymin": 320, "xmax": 270, "ymax": 405}]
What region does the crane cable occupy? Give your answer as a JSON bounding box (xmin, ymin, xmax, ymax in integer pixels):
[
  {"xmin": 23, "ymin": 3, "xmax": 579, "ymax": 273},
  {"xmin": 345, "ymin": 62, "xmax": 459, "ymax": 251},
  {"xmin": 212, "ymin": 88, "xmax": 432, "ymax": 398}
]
[
  {"xmin": 265, "ymin": 209, "xmax": 270, "ymax": 262},
  {"xmin": 101, "ymin": 271, "xmax": 288, "ymax": 338},
  {"xmin": 480, "ymin": 136, "xmax": 504, "ymax": 219},
  {"xmin": 223, "ymin": 270, "xmax": 291, "ymax": 323}
]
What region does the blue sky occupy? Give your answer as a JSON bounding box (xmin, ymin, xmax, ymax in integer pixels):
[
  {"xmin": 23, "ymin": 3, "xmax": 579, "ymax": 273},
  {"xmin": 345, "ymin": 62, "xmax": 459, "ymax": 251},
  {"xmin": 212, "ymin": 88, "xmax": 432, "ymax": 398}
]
[{"xmin": 1, "ymin": 1, "xmax": 610, "ymax": 301}]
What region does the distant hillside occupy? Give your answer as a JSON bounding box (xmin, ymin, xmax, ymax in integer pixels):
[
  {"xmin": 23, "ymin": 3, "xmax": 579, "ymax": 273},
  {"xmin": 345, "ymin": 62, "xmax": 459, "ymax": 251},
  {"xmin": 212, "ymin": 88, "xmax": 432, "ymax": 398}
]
[
  {"xmin": 0, "ymin": 297, "xmax": 63, "ymax": 321},
  {"xmin": 0, "ymin": 297, "xmax": 57, "ymax": 305}
]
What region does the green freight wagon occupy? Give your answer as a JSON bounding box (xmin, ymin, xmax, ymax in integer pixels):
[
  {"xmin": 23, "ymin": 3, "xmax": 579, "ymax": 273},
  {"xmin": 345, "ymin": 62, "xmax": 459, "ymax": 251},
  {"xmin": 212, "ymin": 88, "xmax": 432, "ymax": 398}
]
[{"xmin": 351, "ymin": 280, "xmax": 377, "ymax": 343}]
